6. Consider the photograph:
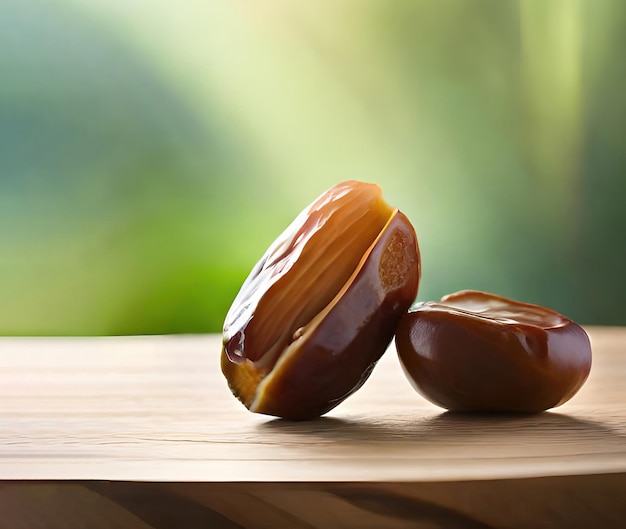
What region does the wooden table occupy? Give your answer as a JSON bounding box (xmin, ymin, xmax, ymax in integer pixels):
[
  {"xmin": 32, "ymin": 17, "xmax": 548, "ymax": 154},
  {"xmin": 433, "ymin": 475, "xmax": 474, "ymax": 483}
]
[{"xmin": 1, "ymin": 328, "xmax": 625, "ymax": 528}]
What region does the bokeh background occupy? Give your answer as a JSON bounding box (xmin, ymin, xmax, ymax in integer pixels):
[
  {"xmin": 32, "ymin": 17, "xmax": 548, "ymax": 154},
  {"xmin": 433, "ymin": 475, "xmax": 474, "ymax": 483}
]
[{"xmin": 1, "ymin": 0, "xmax": 625, "ymax": 335}]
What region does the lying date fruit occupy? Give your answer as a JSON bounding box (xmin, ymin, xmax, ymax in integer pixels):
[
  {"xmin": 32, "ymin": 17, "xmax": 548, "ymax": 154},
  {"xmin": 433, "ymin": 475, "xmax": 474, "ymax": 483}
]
[
  {"xmin": 221, "ymin": 181, "xmax": 420, "ymax": 420},
  {"xmin": 395, "ymin": 290, "xmax": 592, "ymax": 413}
]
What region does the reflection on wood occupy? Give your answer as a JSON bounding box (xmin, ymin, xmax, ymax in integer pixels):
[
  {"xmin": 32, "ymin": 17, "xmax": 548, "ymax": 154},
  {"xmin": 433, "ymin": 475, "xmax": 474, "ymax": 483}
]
[{"xmin": 1, "ymin": 476, "xmax": 625, "ymax": 529}]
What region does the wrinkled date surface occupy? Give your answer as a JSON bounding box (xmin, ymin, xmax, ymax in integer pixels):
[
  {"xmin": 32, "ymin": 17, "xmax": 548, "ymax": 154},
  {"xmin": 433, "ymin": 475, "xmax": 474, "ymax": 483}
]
[
  {"xmin": 221, "ymin": 181, "xmax": 421, "ymax": 420},
  {"xmin": 395, "ymin": 290, "xmax": 592, "ymax": 413}
]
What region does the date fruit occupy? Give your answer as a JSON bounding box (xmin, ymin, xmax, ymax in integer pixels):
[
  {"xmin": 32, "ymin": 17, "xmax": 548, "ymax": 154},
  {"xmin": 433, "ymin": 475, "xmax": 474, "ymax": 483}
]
[
  {"xmin": 221, "ymin": 181, "xmax": 420, "ymax": 420},
  {"xmin": 395, "ymin": 290, "xmax": 592, "ymax": 413}
]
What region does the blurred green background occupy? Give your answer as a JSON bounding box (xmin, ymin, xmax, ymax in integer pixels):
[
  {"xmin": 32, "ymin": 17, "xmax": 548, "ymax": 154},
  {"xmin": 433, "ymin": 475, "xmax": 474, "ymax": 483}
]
[{"xmin": 1, "ymin": 0, "xmax": 625, "ymax": 335}]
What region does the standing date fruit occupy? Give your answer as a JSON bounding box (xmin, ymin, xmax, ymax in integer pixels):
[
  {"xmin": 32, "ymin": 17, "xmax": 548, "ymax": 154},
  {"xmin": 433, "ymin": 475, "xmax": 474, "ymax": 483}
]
[
  {"xmin": 395, "ymin": 290, "xmax": 592, "ymax": 413},
  {"xmin": 221, "ymin": 181, "xmax": 421, "ymax": 420}
]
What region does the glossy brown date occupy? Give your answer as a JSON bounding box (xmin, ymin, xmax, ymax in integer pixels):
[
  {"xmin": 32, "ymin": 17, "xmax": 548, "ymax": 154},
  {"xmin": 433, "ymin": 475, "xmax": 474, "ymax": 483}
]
[
  {"xmin": 395, "ymin": 290, "xmax": 592, "ymax": 413},
  {"xmin": 221, "ymin": 181, "xmax": 421, "ymax": 420}
]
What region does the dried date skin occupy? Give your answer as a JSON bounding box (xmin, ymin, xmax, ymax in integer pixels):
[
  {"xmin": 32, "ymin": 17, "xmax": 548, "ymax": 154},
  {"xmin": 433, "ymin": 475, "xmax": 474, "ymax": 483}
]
[
  {"xmin": 221, "ymin": 181, "xmax": 421, "ymax": 420},
  {"xmin": 395, "ymin": 290, "xmax": 592, "ymax": 413}
]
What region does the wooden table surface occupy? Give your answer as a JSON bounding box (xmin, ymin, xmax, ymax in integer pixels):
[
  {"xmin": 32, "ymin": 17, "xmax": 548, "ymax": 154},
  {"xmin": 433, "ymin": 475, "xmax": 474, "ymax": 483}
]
[{"xmin": 1, "ymin": 327, "xmax": 625, "ymax": 528}]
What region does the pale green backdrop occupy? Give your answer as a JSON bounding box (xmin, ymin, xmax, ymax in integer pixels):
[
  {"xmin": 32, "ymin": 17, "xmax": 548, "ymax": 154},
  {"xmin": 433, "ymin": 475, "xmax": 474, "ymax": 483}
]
[{"xmin": 1, "ymin": 0, "xmax": 625, "ymax": 334}]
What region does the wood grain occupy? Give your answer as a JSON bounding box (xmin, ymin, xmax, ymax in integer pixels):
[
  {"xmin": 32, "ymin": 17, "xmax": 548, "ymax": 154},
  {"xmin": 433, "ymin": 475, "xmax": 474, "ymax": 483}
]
[
  {"xmin": 1, "ymin": 327, "xmax": 625, "ymax": 482},
  {"xmin": 0, "ymin": 328, "xmax": 625, "ymax": 527}
]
